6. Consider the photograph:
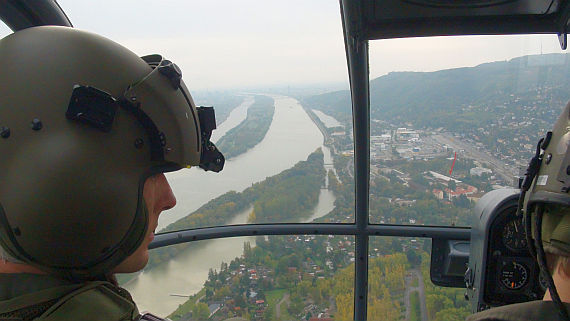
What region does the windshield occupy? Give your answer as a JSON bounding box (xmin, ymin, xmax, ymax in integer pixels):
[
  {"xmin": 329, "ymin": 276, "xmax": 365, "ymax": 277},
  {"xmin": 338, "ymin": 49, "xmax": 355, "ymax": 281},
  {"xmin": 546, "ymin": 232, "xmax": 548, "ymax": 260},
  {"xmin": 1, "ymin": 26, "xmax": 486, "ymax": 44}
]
[
  {"xmin": 51, "ymin": 1, "xmax": 564, "ymax": 320},
  {"xmin": 0, "ymin": 19, "xmax": 10, "ymax": 39},
  {"xmin": 368, "ymin": 34, "xmax": 566, "ymax": 227}
]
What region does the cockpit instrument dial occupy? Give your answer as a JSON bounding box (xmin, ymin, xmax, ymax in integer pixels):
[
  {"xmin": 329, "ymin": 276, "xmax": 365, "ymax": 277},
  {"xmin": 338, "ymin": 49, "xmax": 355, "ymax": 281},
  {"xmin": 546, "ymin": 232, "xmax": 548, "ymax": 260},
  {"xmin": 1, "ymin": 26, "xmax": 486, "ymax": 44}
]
[
  {"xmin": 502, "ymin": 217, "xmax": 527, "ymax": 251},
  {"xmin": 500, "ymin": 261, "xmax": 528, "ymax": 290}
]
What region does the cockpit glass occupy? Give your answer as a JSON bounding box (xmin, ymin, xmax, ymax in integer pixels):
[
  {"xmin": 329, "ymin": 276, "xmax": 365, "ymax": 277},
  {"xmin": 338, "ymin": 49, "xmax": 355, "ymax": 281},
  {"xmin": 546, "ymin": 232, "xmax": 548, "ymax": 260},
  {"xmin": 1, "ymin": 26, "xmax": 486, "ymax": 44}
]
[
  {"xmin": 369, "ymin": 237, "xmax": 470, "ymax": 320},
  {"xmin": 368, "ymin": 34, "xmax": 569, "ymax": 227},
  {"xmin": 119, "ymin": 235, "xmax": 355, "ymax": 319},
  {"xmin": 58, "ymin": 0, "xmax": 354, "ymax": 231},
  {"xmin": 0, "ymin": 20, "xmax": 11, "ymax": 39}
]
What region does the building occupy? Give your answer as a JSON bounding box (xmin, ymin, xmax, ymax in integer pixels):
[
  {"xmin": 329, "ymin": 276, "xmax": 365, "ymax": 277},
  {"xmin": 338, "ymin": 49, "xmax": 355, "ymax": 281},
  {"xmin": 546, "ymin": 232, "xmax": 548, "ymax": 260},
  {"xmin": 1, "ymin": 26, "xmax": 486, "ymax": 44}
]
[{"xmin": 470, "ymin": 167, "xmax": 492, "ymax": 176}]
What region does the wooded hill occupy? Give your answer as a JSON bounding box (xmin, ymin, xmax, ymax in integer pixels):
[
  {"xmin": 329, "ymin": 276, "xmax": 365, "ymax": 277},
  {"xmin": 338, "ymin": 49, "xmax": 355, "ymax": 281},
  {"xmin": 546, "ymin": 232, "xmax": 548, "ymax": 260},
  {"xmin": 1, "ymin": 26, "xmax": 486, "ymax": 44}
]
[{"xmin": 303, "ymin": 53, "xmax": 570, "ymax": 128}]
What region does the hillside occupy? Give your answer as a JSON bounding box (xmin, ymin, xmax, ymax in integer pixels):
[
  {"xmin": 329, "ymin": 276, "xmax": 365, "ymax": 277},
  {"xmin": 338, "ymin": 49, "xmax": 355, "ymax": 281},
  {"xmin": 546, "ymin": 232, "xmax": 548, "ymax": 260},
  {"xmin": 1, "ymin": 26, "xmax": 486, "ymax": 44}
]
[{"xmin": 304, "ymin": 53, "xmax": 570, "ymax": 128}]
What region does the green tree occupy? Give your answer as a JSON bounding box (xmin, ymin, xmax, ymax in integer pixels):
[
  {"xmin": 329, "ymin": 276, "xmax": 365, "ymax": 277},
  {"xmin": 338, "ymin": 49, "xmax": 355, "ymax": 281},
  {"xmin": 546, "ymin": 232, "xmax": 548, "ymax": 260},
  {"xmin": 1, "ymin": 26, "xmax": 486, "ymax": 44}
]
[
  {"xmin": 288, "ymin": 295, "xmax": 304, "ymax": 316},
  {"xmin": 434, "ymin": 307, "xmax": 470, "ymax": 321},
  {"xmin": 193, "ymin": 302, "xmax": 210, "ymax": 321}
]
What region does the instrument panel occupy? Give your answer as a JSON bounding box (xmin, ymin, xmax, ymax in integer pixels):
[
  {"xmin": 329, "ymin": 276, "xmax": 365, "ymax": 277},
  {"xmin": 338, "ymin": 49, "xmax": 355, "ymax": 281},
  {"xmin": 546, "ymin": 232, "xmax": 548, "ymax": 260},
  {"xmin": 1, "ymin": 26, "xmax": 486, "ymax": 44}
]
[{"xmin": 483, "ymin": 207, "xmax": 545, "ymax": 305}]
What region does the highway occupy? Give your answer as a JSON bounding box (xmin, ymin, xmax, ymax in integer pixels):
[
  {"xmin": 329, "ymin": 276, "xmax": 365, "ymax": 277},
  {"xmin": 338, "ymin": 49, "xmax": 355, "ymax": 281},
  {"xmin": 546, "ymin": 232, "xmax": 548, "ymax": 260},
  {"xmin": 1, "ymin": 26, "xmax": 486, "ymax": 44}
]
[{"xmin": 431, "ymin": 133, "xmax": 518, "ymax": 186}]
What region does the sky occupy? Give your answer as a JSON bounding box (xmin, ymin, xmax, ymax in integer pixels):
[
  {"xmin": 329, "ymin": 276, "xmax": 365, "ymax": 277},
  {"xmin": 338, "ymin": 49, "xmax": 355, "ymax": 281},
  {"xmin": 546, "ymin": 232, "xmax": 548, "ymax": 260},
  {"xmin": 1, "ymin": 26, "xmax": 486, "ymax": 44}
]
[{"xmin": 1, "ymin": 1, "xmax": 566, "ymax": 91}]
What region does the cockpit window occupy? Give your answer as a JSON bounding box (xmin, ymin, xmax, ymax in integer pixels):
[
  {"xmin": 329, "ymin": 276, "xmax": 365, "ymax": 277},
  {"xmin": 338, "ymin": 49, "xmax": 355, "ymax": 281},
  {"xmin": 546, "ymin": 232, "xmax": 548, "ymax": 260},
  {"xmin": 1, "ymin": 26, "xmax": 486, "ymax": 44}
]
[
  {"xmin": 368, "ymin": 237, "xmax": 471, "ymax": 320},
  {"xmin": 57, "ymin": 0, "xmax": 354, "ymax": 232},
  {"xmin": 0, "ymin": 20, "xmax": 11, "ymax": 39},
  {"xmin": 125, "ymin": 235, "xmax": 355, "ymax": 318},
  {"xmin": 368, "ymin": 34, "xmax": 568, "ymax": 227}
]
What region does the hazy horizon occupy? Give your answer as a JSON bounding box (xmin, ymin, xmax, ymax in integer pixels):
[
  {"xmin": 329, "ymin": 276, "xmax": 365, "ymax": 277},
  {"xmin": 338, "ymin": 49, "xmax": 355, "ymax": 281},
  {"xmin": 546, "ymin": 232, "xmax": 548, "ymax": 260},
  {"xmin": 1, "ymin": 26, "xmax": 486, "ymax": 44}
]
[{"xmin": 1, "ymin": 1, "xmax": 566, "ymax": 91}]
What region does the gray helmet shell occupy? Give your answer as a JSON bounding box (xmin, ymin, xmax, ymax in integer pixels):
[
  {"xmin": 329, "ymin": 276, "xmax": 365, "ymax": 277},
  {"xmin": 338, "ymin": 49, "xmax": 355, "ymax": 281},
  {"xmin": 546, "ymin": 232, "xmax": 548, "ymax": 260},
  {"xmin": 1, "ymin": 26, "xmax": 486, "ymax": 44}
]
[
  {"xmin": 525, "ymin": 102, "xmax": 570, "ymax": 257},
  {"xmin": 0, "ymin": 26, "xmax": 203, "ymax": 279}
]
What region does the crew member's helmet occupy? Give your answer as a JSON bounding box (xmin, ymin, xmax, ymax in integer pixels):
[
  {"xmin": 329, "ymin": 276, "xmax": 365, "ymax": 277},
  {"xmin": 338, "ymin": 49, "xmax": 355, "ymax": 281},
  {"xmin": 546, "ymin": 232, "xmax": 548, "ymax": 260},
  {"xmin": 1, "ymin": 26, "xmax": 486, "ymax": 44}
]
[
  {"xmin": 0, "ymin": 26, "xmax": 224, "ymax": 280},
  {"xmin": 524, "ymin": 102, "xmax": 570, "ymax": 258},
  {"xmin": 521, "ymin": 101, "xmax": 570, "ymax": 319}
]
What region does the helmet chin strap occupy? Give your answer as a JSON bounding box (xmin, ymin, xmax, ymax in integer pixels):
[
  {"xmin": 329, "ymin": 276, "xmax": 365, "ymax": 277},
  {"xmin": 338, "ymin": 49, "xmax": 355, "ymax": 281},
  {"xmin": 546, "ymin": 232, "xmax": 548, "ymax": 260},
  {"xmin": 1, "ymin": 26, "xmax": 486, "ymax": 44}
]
[{"xmin": 521, "ymin": 138, "xmax": 545, "ymax": 261}]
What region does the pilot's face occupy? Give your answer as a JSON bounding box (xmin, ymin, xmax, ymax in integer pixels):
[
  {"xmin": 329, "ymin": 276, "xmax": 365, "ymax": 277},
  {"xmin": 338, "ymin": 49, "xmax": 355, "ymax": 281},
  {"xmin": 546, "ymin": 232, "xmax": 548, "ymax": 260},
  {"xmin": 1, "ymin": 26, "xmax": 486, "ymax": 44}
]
[{"xmin": 112, "ymin": 173, "xmax": 177, "ymax": 274}]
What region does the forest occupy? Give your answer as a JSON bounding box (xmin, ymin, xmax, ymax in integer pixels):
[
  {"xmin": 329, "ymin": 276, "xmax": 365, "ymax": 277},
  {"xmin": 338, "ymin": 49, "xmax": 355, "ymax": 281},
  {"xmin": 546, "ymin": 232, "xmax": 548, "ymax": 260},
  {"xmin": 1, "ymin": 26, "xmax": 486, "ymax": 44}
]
[
  {"xmin": 145, "ymin": 149, "xmax": 325, "ymax": 270},
  {"xmin": 304, "ymin": 53, "xmax": 570, "ymax": 128},
  {"xmin": 216, "ymin": 95, "xmax": 275, "ymax": 159},
  {"xmin": 166, "ymin": 235, "xmax": 470, "ymax": 321},
  {"xmin": 305, "ymin": 53, "xmax": 570, "ymax": 165}
]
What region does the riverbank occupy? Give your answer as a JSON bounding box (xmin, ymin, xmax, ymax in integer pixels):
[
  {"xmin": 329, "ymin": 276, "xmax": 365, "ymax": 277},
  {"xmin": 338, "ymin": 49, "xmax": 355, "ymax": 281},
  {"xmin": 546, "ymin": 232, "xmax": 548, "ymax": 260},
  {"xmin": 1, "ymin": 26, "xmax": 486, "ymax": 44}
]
[
  {"xmin": 146, "ymin": 149, "xmax": 325, "ymax": 270},
  {"xmin": 216, "ymin": 95, "xmax": 275, "ymax": 159},
  {"xmin": 124, "ymin": 95, "xmax": 328, "ymax": 316}
]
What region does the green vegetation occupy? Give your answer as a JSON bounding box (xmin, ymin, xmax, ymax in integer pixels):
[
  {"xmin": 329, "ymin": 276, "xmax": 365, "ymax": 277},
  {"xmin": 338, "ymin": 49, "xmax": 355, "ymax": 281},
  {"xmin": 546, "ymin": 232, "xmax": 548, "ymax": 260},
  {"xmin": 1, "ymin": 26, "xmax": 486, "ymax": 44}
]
[
  {"xmin": 323, "ymin": 155, "xmax": 479, "ymax": 226},
  {"xmin": 161, "ymin": 150, "xmax": 473, "ymax": 320},
  {"xmin": 167, "ymin": 288, "xmax": 206, "ymax": 320},
  {"xmin": 193, "ymin": 302, "xmax": 210, "ymax": 321},
  {"xmin": 249, "ymin": 150, "xmax": 324, "ymax": 223},
  {"xmin": 421, "ymin": 252, "xmax": 470, "ymax": 321},
  {"xmin": 216, "ymin": 95, "xmax": 275, "ymax": 159},
  {"xmin": 410, "ymin": 291, "xmax": 421, "ymax": 321},
  {"xmin": 307, "ymin": 53, "xmax": 570, "ymax": 128},
  {"xmin": 153, "ymin": 84, "xmax": 491, "ymax": 319},
  {"xmin": 146, "ymin": 149, "xmax": 325, "ymax": 270},
  {"xmin": 169, "ymin": 230, "xmax": 458, "ymax": 320},
  {"xmin": 306, "ymin": 53, "xmax": 570, "ymax": 164},
  {"xmin": 265, "ymin": 289, "xmax": 293, "ymax": 321},
  {"xmin": 411, "ymin": 276, "xmax": 419, "ymax": 287}
]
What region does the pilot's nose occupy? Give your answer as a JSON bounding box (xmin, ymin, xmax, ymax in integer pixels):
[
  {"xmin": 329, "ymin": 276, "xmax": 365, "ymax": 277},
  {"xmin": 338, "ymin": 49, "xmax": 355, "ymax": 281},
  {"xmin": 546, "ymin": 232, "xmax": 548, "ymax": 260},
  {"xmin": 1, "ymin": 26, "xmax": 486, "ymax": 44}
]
[{"xmin": 155, "ymin": 173, "xmax": 177, "ymax": 212}]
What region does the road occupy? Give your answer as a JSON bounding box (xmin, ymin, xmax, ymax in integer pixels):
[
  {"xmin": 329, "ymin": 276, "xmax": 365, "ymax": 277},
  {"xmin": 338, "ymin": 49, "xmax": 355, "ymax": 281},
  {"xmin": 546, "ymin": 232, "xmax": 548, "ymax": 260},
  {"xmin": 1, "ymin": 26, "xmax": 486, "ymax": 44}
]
[
  {"xmin": 404, "ymin": 269, "xmax": 428, "ymax": 321},
  {"xmin": 275, "ymin": 292, "xmax": 290, "ymax": 320},
  {"xmin": 404, "ymin": 273, "xmax": 412, "ymax": 320},
  {"xmin": 431, "ymin": 133, "xmax": 517, "ymax": 186}
]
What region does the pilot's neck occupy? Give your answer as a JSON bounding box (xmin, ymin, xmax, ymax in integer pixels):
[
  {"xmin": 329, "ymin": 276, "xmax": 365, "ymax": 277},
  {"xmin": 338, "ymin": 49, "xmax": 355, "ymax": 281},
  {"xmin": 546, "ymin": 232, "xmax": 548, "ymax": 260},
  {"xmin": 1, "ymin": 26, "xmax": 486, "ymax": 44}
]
[
  {"xmin": 0, "ymin": 260, "xmax": 46, "ymax": 274},
  {"xmin": 544, "ymin": 267, "xmax": 570, "ymax": 303}
]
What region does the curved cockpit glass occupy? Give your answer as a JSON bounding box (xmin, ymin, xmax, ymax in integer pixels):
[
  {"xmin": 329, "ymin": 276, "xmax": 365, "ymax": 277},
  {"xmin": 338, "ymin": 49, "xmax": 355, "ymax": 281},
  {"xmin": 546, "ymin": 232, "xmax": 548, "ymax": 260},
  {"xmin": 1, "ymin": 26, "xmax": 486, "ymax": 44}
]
[
  {"xmin": 0, "ymin": 19, "xmax": 10, "ymax": 38},
  {"xmin": 60, "ymin": 0, "xmax": 352, "ymax": 233},
  {"xmin": 368, "ymin": 35, "xmax": 568, "ymax": 228},
  {"xmin": 16, "ymin": 1, "xmax": 566, "ymax": 320}
]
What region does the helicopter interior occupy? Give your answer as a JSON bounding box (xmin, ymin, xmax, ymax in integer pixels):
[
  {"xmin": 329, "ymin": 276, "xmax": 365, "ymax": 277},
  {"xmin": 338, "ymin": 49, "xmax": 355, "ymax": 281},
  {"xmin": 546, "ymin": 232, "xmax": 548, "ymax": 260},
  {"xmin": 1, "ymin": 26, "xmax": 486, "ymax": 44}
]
[{"xmin": 1, "ymin": 0, "xmax": 570, "ymax": 320}]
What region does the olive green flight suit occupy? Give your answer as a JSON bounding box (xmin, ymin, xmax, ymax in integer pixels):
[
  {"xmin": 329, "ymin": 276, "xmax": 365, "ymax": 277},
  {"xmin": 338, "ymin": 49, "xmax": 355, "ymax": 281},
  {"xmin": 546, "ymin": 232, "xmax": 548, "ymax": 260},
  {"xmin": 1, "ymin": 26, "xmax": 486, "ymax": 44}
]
[
  {"xmin": 467, "ymin": 300, "xmax": 570, "ymax": 321},
  {"xmin": 0, "ymin": 274, "xmax": 139, "ymax": 320}
]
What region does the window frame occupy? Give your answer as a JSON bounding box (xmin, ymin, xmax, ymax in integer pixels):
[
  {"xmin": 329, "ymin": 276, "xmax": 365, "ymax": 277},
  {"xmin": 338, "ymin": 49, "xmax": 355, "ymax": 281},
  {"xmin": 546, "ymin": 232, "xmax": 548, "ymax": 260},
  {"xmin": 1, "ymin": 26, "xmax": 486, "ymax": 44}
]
[
  {"xmin": 151, "ymin": 4, "xmax": 472, "ymax": 318},
  {"xmin": 9, "ymin": 1, "xmax": 568, "ymax": 319}
]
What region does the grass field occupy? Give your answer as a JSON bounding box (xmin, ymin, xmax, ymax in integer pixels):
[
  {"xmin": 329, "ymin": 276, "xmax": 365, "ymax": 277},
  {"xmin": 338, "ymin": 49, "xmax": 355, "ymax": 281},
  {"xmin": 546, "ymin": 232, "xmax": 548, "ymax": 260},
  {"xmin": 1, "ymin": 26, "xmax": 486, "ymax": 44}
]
[
  {"xmin": 410, "ymin": 291, "xmax": 421, "ymax": 321},
  {"xmin": 266, "ymin": 289, "xmax": 293, "ymax": 321}
]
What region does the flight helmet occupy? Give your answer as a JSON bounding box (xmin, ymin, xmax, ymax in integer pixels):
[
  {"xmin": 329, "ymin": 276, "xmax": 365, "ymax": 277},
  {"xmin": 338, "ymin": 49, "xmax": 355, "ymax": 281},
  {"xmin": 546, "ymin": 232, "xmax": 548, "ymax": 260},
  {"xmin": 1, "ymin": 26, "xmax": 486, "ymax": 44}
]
[
  {"xmin": 0, "ymin": 26, "xmax": 224, "ymax": 280},
  {"xmin": 519, "ymin": 101, "xmax": 570, "ymax": 320}
]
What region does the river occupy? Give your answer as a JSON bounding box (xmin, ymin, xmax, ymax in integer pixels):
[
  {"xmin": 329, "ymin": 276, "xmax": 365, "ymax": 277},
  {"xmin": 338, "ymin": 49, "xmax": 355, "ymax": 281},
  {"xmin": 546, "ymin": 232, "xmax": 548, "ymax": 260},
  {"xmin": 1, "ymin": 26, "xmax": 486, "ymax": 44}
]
[
  {"xmin": 210, "ymin": 95, "xmax": 254, "ymax": 144},
  {"xmin": 125, "ymin": 95, "xmax": 337, "ymax": 316}
]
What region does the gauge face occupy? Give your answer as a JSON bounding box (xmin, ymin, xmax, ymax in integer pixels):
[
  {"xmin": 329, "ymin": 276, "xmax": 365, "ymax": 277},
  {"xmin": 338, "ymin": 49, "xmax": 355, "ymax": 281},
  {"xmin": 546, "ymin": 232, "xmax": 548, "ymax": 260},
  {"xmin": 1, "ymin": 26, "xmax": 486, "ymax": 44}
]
[
  {"xmin": 502, "ymin": 217, "xmax": 527, "ymax": 251},
  {"xmin": 500, "ymin": 261, "xmax": 529, "ymax": 290}
]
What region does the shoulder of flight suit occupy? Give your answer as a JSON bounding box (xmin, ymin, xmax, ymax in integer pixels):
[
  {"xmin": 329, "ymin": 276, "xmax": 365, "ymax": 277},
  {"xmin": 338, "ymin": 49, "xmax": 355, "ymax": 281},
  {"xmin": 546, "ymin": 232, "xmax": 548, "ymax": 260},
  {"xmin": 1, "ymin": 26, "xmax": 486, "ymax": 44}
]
[
  {"xmin": 467, "ymin": 300, "xmax": 570, "ymax": 321},
  {"xmin": 38, "ymin": 282, "xmax": 139, "ymax": 321}
]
